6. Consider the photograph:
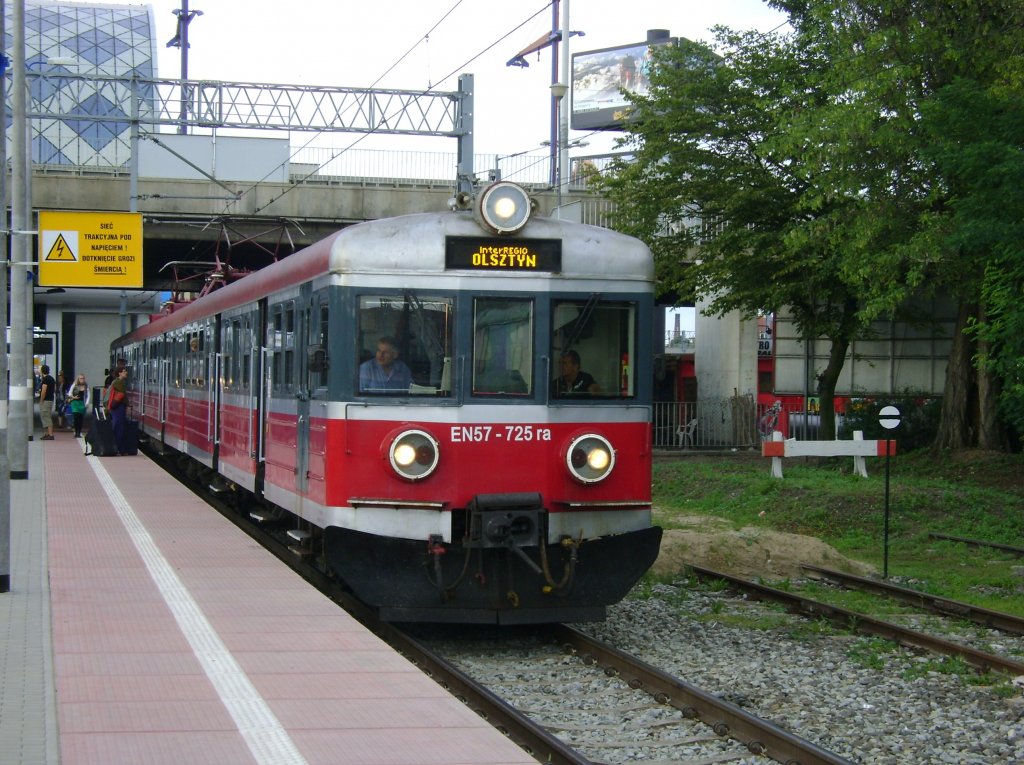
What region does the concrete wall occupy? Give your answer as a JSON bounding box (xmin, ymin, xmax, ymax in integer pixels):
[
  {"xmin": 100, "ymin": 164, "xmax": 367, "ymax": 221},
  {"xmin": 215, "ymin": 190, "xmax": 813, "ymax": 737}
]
[
  {"xmin": 772, "ymin": 293, "xmax": 956, "ymax": 397},
  {"xmin": 694, "ymin": 295, "xmax": 759, "ymax": 401}
]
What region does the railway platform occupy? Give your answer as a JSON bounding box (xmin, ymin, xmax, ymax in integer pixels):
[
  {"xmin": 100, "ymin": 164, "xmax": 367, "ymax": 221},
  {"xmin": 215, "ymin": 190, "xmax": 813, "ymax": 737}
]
[{"xmin": 0, "ymin": 426, "xmax": 535, "ymax": 765}]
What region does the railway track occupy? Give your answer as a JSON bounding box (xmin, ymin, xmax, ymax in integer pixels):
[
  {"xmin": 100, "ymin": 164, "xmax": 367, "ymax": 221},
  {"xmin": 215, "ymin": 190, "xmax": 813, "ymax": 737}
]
[
  {"xmin": 145, "ymin": 443, "xmax": 853, "ymax": 765},
  {"xmin": 802, "ymin": 564, "xmax": 1024, "ymax": 635},
  {"xmin": 689, "ymin": 563, "xmax": 1024, "ymax": 676},
  {"xmin": 416, "ymin": 622, "xmax": 854, "ymax": 765},
  {"xmin": 928, "ymin": 532, "xmax": 1024, "ymax": 558}
]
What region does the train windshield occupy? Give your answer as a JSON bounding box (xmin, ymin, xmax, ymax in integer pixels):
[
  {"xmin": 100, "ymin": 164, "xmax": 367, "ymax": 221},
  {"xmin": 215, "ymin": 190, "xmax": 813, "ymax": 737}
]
[
  {"xmin": 472, "ymin": 298, "xmax": 533, "ymax": 396},
  {"xmin": 356, "ymin": 293, "xmax": 453, "ymax": 396},
  {"xmin": 551, "ymin": 299, "xmax": 637, "ymax": 400}
]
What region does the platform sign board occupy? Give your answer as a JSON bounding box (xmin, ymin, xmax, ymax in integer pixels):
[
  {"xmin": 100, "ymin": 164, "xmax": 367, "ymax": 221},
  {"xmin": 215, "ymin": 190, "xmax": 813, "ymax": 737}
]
[{"xmin": 38, "ymin": 211, "xmax": 143, "ymax": 288}]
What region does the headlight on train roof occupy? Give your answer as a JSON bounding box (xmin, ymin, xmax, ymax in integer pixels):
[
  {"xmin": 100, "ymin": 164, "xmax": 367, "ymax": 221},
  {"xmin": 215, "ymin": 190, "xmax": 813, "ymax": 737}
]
[
  {"xmin": 389, "ymin": 429, "xmax": 440, "ymax": 480},
  {"xmin": 474, "ymin": 181, "xmax": 532, "ymax": 234},
  {"xmin": 566, "ymin": 434, "xmax": 615, "ymax": 484}
]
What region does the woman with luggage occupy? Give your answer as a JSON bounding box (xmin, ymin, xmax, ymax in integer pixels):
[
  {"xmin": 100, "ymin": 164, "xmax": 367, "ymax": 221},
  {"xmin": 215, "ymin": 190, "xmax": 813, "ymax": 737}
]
[
  {"xmin": 106, "ymin": 367, "xmax": 129, "ymax": 454},
  {"xmin": 66, "ymin": 373, "xmax": 91, "ymax": 438}
]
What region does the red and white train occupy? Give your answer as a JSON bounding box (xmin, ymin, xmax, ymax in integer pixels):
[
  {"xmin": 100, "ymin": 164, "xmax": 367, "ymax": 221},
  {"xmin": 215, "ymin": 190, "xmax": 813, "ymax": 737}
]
[{"xmin": 112, "ymin": 182, "xmax": 662, "ymax": 624}]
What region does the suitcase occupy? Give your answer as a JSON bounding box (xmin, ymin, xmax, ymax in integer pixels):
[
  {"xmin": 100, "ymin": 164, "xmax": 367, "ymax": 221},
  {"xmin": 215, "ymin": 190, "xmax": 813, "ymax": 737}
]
[
  {"xmin": 84, "ymin": 409, "xmax": 118, "ymax": 457},
  {"xmin": 121, "ymin": 419, "xmax": 139, "ymax": 456}
]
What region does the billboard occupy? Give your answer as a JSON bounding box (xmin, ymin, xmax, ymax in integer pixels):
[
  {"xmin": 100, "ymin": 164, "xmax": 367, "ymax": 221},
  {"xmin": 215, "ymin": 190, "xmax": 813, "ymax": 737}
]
[{"xmin": 571, "ymin": 38, "xmax": 676, "ymax": 131}]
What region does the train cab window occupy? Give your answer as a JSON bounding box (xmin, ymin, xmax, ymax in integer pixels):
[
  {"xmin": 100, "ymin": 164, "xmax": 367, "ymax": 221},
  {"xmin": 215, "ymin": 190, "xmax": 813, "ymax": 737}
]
[
  {"xmin": 356, "ymin": 293, "xmax": 453, "ymax": 396},
  {"xmin": 551, "ymin": 299, "xmax": 638, "ymax": 400},
  {"xmin": 472, "ymin": 298, "xmax": 533, "ymax": 396}
]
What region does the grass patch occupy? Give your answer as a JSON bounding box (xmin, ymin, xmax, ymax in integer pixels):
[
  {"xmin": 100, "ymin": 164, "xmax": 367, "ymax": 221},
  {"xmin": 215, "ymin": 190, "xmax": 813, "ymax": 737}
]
[{"xmin": 652, "ymin": 450, "xmax": 1024, "ymax": 616}]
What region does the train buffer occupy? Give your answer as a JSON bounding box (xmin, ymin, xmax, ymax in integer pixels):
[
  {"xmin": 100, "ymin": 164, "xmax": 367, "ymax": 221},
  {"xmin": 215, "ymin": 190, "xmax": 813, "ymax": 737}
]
[{"xmin": 762, "ymin": 430, "xmax": 896, "ymax": 479}]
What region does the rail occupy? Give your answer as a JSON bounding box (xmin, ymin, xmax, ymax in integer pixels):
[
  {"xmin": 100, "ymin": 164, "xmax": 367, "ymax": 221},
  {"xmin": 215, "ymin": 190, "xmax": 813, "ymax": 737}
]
[
  {"xmin": 689, "ymin": 564, "xmax": 1024, "ymax": 676},
  {"xmin": 554, "ymin": 624, "xmax": 854, "ymax": 765}
]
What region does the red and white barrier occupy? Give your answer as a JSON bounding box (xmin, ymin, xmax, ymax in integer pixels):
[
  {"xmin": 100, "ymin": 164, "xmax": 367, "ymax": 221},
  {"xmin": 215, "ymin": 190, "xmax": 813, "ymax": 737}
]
[{"xmin": 762, "ymin": 430, "xmax": 896, "ymax": 478}]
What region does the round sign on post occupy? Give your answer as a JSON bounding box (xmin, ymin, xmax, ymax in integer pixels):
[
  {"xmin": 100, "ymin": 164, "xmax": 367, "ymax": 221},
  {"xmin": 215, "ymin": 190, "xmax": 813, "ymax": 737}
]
[
  {"xmin": 877, "ymin": 405, "xmax": 900, "ymax": 579},
  {"xmin": 879, "ymin": 405, "xmax": 901, "ymax": 429}
]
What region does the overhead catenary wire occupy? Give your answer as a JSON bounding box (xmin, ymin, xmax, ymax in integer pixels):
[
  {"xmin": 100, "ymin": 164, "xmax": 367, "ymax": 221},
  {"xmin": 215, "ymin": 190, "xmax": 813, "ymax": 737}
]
[{"xmin": 233, "ymin": 2, "xmax": 553, "ymax": 217}]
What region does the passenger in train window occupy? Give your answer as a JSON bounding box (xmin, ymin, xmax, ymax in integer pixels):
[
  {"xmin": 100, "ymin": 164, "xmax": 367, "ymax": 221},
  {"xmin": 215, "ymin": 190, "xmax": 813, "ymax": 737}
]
[
  {"xmin": 359, "ymin": 336, "xmax": 413, "ymax": 393},
  {"xmin": 552, "ymin": 350, "xmax": 601, "ymax": 396}
]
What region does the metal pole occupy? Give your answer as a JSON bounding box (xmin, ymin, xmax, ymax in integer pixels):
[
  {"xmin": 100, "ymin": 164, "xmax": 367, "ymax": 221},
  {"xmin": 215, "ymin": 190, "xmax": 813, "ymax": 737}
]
[
  {"xmin": 0, "ymin": 0, "xmax": 11, "ymax": 592},
  {"xmin": 883, "ymin": 444, "xmax": 891, "ymax": 578},
  {"xmin": 9, "ymin": 0, "xmax": 30, "ymax": 479},
  {"xmin": 558, "ymin": 0, "xmax": 570, "ymax": 201},
  {"xmin": 549, "ymin": 0, "xmax": 559, "ymax": 188},
  {"xmin": 178, "ymin": 0, "xmax": 190, "ymax": 133}
]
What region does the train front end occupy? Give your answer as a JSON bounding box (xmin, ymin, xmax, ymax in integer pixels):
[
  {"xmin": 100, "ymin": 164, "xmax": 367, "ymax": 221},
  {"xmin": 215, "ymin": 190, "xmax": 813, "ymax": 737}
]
[{"xmin": 316, "ymin": 183, "xmax": 662, "ymax": 624}]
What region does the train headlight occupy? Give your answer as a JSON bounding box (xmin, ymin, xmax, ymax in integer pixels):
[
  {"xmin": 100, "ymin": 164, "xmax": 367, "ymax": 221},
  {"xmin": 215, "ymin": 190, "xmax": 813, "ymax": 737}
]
[
  {"xmin": 389, "ymin": 429, "xmax": 440, "ymax": 480},
  {"xmin": 474, "ymin": 181, "xmax": 531, "ymax": 234},
  {"xmin": 566, "ymin": 434, "xmax": 615, "ymax": 483}
]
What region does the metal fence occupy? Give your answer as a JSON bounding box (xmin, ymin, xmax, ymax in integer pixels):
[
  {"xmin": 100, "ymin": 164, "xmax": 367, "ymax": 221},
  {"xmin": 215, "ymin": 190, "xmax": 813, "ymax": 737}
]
[{"xmin": 652, "ymin": 397, "xmax": 837, "ymax": 451}]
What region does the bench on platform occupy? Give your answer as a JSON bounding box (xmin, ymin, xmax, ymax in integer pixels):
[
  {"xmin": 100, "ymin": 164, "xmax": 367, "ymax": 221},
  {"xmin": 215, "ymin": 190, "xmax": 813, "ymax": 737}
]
[{"xmin": 762, "ymin": 430, "xmax": 896, "ymax": 478}]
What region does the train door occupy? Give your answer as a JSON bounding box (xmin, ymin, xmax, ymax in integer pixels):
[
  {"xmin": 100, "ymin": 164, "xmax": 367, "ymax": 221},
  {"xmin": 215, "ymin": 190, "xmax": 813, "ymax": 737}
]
[
  {"xmin": 303, "ymin": 291, "xmax": 330, "ymax": 504},
  {"xmin": 294, "ymin": 286, "xmax": 316, "ymax": 498},
  {"xmin": 160, "ymin": 351, "xmax": 170, "ymax": 443},
  {"xmin": 256, "ymin": 299, "xmax": 269, "ymax": 494},
  {"xmin": 242, "ymin": 309, "xmax": 261, "ymax": 474},
  {"xmin": 208, "ymin": 316, "xmax": 222, "ymax": 467}
]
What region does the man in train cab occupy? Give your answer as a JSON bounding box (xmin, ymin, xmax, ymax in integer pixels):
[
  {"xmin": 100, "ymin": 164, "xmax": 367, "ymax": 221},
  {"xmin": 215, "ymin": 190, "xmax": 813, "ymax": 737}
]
[
  {"xmin": 359, "ymin": 336, "xmax": 413, "ymax": 392},
  {"xmin": 552, "ymin": 350, "xmax": 601, "ymax": 396}
]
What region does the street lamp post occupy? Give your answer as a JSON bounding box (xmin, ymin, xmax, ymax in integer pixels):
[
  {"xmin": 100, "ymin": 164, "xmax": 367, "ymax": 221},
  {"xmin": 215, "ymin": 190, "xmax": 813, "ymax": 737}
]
[{"xmin": 0, "ymin": 0, "xmax": 11, "ymax": 593}]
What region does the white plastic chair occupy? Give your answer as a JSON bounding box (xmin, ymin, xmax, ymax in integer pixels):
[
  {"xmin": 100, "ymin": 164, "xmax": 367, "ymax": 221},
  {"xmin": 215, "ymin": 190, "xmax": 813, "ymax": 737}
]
[{"xmin": 676, "ymin": 418, "xmax": 698, "ymax": 449}]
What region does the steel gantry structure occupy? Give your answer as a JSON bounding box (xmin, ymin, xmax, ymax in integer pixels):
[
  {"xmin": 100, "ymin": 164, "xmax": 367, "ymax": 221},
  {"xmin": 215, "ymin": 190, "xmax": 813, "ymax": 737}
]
[{"xmin": 24, "ymin": 71, "xmax": 477, "ymax": 195}]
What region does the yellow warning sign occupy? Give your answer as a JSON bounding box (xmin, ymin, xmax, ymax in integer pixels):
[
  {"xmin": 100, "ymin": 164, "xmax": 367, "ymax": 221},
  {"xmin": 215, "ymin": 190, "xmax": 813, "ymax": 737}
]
[
  {"xmin": 45, "ymin": 233, "xmax": 77, "ymax": 261},
  {"xmin": 38, "ymin": 211, "xmax": 143, "ymax": 288}
]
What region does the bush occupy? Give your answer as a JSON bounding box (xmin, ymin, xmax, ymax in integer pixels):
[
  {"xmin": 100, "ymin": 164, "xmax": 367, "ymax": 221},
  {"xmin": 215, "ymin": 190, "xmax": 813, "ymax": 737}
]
[{"xmin": 839, "ymin": 393, "xmax": 941, "ymax": 451}]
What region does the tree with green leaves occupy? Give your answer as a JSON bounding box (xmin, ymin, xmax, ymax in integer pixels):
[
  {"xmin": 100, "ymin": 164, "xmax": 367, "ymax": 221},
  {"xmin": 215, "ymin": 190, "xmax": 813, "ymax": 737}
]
[
  {"xmin": 596, "ymin": 26, "xmax": 876, "ymax": 440},
  {"xmin": 598, "ymin": 0, "xmax": 1024, "ymax": 449}
]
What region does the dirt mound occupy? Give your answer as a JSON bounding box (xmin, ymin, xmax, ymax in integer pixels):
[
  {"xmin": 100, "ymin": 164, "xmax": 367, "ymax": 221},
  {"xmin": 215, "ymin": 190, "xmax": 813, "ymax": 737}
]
[{"xmin": 651, "ymin": 515, "xmax": 876, "ymax": 581}]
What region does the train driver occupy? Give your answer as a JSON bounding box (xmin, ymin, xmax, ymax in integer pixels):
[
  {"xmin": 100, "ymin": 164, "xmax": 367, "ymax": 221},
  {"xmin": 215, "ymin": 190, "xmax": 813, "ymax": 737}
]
[
  {"xmin": 552, "ymin": 350, "xmax": 601, "ymax": 396},
  {"xmin": 359, "ymin": 336, "xmax": 413, "ymax": 392}
]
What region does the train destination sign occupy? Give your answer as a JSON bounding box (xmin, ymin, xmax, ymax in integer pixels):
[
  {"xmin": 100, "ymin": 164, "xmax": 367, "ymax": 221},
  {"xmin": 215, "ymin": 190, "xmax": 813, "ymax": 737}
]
[
  {"xmin": 445, "ymin": 237, "xmax": 562, "ymax": 273},
  {"xmin": 38, "ymin": 211, "xmax": 144, "ymax": 288}
]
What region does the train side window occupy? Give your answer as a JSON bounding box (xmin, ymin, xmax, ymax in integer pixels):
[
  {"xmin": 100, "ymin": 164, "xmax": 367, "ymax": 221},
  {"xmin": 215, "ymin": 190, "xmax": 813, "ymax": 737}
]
[
  {"xmin": 269, "ymin": 306, "xmax": 284, "ymax": 390},
  {"xmin": 173, "ymin": 331, "xmax": 183, "ymax": 387},
  {"xmin": 551, "ymin": 299, "xmax": 637, "ymax": 400},
  {"xmin": 241, "ymin": 315, "xmax": 252, "ymax": 388},
  {"xmin": 223, "ymin": 321, "xmax": 234, "ymax": 389},
  {"xmin": 283, "ymin": 303, "xmax": 296, "ymax": 391},
  {"xmin": 307, "ymin": 302, "xmax": 329, "ymax": 392},
  {"xmin": 472, "ymin": 298, "xmax": 533, "ymax": 396},
  {"xmin": 356, "ymin": 293, "xmax": 453, "ymax": 395}
]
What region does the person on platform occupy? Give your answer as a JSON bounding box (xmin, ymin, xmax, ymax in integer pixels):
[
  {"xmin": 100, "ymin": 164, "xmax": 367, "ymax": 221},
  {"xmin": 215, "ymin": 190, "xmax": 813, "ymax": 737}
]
[
  {"xmin": 552, "ymin": 350, "xmax": 601, "ymax": 396},
  {"xmin": 359, "ymin": 336, "xmax": 412, "ymax": 392},
  {"xmin": 106, "ymin": 367, "xmax": 129, "ymax": 454},
  {"xmin": 55, "ymin": 369, "xmax": 68, "ymax": 430},
  {"xmin": 38, "ymin": 365, "xmax": 56, "ymax": 440},
  {"xmin": 66, "ymin": 373, "xmax": 91, "ymax": 439}
]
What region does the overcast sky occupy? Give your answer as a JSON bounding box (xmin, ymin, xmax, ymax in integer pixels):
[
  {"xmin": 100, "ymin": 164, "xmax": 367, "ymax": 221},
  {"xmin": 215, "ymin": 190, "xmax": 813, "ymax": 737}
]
[{"xmin": 136, "ymin": 0, "xmax": 788, "ymax": 157}]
